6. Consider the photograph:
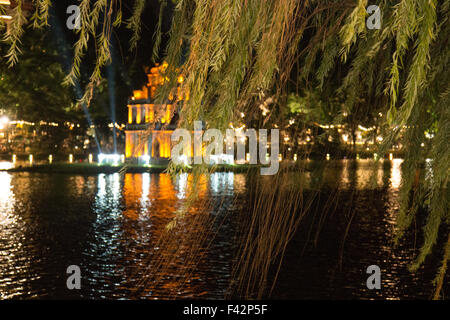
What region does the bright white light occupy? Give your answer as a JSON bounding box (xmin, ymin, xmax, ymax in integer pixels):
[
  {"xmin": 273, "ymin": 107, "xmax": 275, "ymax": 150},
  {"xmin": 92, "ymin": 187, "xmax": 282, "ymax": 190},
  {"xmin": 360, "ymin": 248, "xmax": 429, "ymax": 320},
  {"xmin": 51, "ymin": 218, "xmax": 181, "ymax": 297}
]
[
  {"xmin": 98, "ymin": 153, "xmax": 105, "ymax": 164},
  {"xmin": 176, "ymin": 154, "xmax": 189, "ymax": 166},
  {"xmin": 0, "ymin": 161, "xmax": 13, "ymax": 170},
  {"xmin": 176, "ymin": 172, "xmax": 188, "ymax": 199},
  {"xmin": 210, "ymin": 172, "xmax": 235, "ymax": 194},
  {"xmin": 1, "ymin": 116, "xmax": 8, "ymax": 124},
  {"xmin": 358, "ymin": 125, "xmax": 370, "ymax": 131},
  {"xmin": 99, "ymin": 153, "xmax": 123, "ymax": 165},
  {"xmin": 222, "ymin": 154, "xmax": 233, "ymax": 164},
  {"xmin": 141, "ymin": 173, "xmax": 151, "ymax": 208},
  {"xmin": 209, "ymin": 154, "xmax": 234, "ymax": 165},
  {"xmin": 140, "ymin": 155, "xmax": 150, "ymax": 165},
  {"xmin": 113, "ymin": 154, "xmax": 120, "ymax": 165},
  {"xmin": 97, "ymin": 173, "xmax": 106, "ymax": 198},
  {"xmin": 111, "ymin": 173, "xmax": 120, "ymax": 200}
]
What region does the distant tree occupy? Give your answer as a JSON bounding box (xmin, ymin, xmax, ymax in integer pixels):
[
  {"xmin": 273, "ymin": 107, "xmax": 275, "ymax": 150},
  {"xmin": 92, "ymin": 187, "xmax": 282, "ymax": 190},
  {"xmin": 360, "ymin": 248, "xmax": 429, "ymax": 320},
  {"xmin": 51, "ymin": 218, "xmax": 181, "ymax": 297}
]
[{"xmin": 0, "ymin": 29, "xmax": 79, "ymax": 123}]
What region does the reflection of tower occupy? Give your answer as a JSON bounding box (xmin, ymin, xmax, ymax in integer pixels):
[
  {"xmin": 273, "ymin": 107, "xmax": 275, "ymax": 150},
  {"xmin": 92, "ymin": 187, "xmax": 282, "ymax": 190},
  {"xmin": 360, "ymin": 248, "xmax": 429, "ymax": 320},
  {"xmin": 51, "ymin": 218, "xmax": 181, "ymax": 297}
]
[{"xmin": 125, "ymin": 62, "xmax": 187, "ymax": 163}]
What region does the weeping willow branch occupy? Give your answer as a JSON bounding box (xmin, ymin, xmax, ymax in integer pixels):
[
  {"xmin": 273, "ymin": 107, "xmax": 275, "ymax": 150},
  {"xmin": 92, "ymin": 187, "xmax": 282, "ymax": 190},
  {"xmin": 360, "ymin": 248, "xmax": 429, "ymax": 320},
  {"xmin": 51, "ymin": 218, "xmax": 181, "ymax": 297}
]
[
  {"xmin": 388, "ymin": 0, "xmax": 437, "ymax": 129},
  {"xmin": 30, "ymin": 0, "xmax": 51, "ymax": 29},
  {"xmin": 63, "ymin": 0, "xmax": 96, "ymax": 87},
  {"xmin": 433, "ymin": 233, "xmax": 450, "ymax": 300},
  {"xmin": 127, "ymin": 0, "xmax": 146, "ymax": 50},
  {"xmin": 3, "ymin": 0, "xmax": 27, "ymax": 67},
  {"xmin": 339, "ymin": 0, "xmax": 367, "ymax": 62},
  {"xmin": 152, "ymin": 0, "xmax": 167, "ymax": 62}
]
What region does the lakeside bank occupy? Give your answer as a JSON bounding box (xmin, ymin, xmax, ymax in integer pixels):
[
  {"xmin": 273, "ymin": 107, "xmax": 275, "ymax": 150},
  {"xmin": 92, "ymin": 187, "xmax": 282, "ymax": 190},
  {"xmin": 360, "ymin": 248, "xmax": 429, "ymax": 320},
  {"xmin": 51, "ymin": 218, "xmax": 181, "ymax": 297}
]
[{"xmin": 0, "ymin": 162, "xmax": 260, "ymax": 174}]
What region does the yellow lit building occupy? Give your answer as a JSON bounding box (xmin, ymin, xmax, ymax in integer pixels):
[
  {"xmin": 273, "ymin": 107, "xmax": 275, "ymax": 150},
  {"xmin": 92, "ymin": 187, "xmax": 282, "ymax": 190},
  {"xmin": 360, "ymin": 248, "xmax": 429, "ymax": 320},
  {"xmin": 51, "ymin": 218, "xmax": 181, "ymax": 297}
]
[{"xmin": 125, "ymin": 62, "xmax": 186, "ymax": 163}]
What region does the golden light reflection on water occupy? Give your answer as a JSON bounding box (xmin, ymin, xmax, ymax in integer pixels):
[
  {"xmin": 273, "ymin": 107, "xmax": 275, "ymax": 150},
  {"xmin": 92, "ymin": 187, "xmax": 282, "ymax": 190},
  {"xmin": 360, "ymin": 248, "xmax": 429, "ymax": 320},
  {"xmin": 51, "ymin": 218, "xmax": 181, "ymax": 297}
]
[
  {"xmin": 123, "ymin": 174, "xmax": 143, "ymax": 221},
  {"xmin": 355, "ymin": 160, "xmax": 384, "ymax": 189},
  {"xmin": 121, "ymin": 172, "xmax": 238, "ymax": 221},
  {"xmin": 1, "ymin": 162, "xmax": 438, "ymax": 299},
  {"xmin": 0, "ymin": 172, "xmax": 28, "ymax": 299},
  {"xmin": 390, "ymin": 159, "xmax": 403, "ymax": 189},
  {"xmin": 73, "ymin": 176, "xmax": 86, "ymax": 196},
  {"xmin": 0, "ymin": 172, "xmax": 15, "ymax": 226},
  {"xmin": 279, "ymin": 160, "xmax": 404, "ymax": 191},
  {"xmin": 141, "ymin": 173, "xmax": 150, "ymax": 208},
  {"xmin": 117, "ymin": 172, "xmax": 240, "ymax": 298}
]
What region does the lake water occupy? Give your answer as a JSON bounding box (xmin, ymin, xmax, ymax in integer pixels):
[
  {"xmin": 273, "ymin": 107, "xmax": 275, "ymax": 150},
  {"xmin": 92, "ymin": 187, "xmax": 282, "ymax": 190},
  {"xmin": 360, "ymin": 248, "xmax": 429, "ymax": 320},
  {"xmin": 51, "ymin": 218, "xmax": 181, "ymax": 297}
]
[{"xmin": 0, "ymin": 160, "xmax": 446, "ymax": 299}]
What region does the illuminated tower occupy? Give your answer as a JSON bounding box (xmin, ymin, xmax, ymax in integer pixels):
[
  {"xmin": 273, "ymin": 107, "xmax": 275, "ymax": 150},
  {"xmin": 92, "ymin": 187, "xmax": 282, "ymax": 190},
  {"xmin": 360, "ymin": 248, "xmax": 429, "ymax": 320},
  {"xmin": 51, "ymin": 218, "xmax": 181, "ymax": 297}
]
[{"xmin": 125, "ymin": 62, "xmax": 186, "ymax": 163}]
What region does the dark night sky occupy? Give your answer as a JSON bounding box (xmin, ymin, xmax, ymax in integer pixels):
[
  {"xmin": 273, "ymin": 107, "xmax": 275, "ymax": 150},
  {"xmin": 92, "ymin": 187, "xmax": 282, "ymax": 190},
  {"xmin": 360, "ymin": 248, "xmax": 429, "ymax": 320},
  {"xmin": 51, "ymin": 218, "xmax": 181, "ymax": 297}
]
[{"xmin": 45, "ymin": 0, "xmax": 173, "ymax": 124}]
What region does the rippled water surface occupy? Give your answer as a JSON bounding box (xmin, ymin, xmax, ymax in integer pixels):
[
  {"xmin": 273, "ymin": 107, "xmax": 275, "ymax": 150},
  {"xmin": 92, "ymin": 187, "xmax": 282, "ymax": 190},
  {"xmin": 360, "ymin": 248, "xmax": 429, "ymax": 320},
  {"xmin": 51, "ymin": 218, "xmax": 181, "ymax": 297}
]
[{"xmin": 0, "ymin": 160, "xmax": 447, "ymax": 299}]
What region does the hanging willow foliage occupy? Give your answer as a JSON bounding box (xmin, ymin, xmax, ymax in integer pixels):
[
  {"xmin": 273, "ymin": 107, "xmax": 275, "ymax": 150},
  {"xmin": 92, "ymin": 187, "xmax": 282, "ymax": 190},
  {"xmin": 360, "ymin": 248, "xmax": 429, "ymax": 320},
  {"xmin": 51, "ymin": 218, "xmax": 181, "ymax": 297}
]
[
  {"xmin": 3, "ymin": 0, "xmax": 27, "ymax": 67},
  {"xmin": 1, "ymin": 0, "xmax": 448, "ymax": 298},
  {"xmin": 158, "ymin": 0, "xmax": 449, "ymax": 295}
]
